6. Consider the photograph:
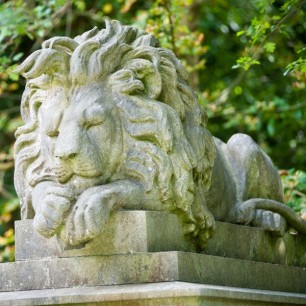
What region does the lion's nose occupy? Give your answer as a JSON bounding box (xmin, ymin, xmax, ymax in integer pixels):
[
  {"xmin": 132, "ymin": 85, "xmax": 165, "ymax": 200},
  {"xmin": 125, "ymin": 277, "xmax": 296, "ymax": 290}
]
[
  {"xmin": 54, "ymin": 143, "xmax": 78, "ymax": 160},
  {"xmin": 54, "ymin": 128, "xmax": 80, "ymax": 160}
]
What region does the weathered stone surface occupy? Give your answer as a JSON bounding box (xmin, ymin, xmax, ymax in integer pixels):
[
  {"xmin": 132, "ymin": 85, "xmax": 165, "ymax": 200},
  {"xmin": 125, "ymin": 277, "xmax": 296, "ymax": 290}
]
[
  {"xmin": 15, "ymin": 212, "xmax": 306, "ymax": 268},
  {"xmin": 0, "ymin": 282, "xmax": 306, "ymax": 306},
  {"xmin": 14, "ymin": 19, "xmax": 216, "ymax": 250},
  {"xmin": 15, "ymin": 212, "xmax": 196, "ymax": 260},
  {"xmin": 0, "ymin": 252, "xmax": 179, "ymax": 292},
  {"xmin": 178, "ymin": 253, "xmax": 306, "ymax": 294},
  {"xmin": 4, "ymin": 212, "xmax": 306, "ymax": 301},
  {"xmin": 1, "ymin": 251, "xmax": 306, "ymax": 294},
  {"xmin": 14, "ymin": 19, "xmax": 306, "ymax": 251},
  {"xmin": 205, "ymin": 221, "xmax": 306, "ymax": 267}
]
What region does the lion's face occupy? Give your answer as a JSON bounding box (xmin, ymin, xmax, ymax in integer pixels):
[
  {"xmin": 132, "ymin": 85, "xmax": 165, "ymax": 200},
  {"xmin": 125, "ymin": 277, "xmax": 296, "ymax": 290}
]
[{"xmin": 48, "ymin": 83, "xmax": 123, "ymax": 190}]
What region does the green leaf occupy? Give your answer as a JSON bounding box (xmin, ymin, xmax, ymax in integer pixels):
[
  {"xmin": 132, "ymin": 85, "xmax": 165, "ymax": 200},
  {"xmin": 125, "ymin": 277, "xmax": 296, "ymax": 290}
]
[
  {"xmin": 74, "ymin": 0, "xmax": 86, "ymax": 11},
  {"xmin": 267, "ymin": 118, "xmax": 275, "ymax": 136},
  {"xmin": 7, "ymin": 65, "xmax": 19, "ymax": 81},
  {"xmin": 272, "ymin": 15, "xmax": 281, "ymax": 21},
  {"xmin": 12, "ymin": 52, "xmax": 23, "ymax": 61},
  {"xmin": 236, "ymin": 30, "xmax": 245, "ymax": 37},
  {"xmin": 2, "ymin": 198, "xmax": 19, "ymax": 214},
  {"xmin": 264, "ymin": 42, "xmax": 276, "ymax": 53},
  {"xmin": 284, "ymin": 57, "xmax": 306, "ymax": 75},
  {"xmin": 233, "ymin": 56, "xmax": 260, "ymax": 71}
]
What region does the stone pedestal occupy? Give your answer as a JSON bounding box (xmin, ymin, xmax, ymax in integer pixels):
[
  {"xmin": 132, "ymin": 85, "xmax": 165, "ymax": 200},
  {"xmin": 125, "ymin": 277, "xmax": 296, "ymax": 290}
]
[
  {"xmin": 1, "ymin": 211, "xmax": 306, "ymax": 305},
  {"xmin": 14, "ymin": 211, "xmax": 196, "ymax": 260}
]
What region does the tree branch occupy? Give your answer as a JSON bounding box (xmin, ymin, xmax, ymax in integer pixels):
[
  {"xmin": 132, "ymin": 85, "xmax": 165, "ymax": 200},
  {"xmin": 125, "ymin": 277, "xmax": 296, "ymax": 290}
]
[
  {"xmin": 163, "ymin": 0, "xmax": 177, "ymax": 55},
  {"xmin": 30, "ymin": 2, "xmax": 71, "ymax": 51},
  {"xmin": 251, "ymin": 0, "xmax": 306, "ymax": 61},
  {"xmin": 215, "ymin": 0, "xmax": 305, "ymax": 105}
]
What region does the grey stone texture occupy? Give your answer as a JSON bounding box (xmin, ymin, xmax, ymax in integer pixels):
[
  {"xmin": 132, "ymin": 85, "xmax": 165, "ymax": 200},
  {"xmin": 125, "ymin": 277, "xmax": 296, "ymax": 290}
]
[
  {"xmin": 15, "ymin": 211, "xmax": 196, "ymax": 260},
  {"xmin": 1, "ymin": 211, "xmax": 306, "ymax": 305},
  {"xmin": 1, "ymin": 212, "xmax": 305, "ymax": 296},
  {"xmin": 15, "ymin": 212, "xmax": 306, "ymax": 267},
  {"xmin": 0, "ymin": 282, "xmax": 306, "ymax": 306},
  {"xmin": 14, "ymin": 19, "xmax": 306, "ymax": 250},
  {"xmin": 1, "ymin": 251, "xmax": 306, "ymax": 294},
  {"xmin": 205, "ymin": 220, "xmax": 306, "ymax": 267}
]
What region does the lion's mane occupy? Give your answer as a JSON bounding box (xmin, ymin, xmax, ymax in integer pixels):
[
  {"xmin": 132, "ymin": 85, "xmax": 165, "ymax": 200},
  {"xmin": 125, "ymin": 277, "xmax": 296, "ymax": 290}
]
[{"xmin": 15, "ymin": 19, "xmax": 216, "ymax": 241}]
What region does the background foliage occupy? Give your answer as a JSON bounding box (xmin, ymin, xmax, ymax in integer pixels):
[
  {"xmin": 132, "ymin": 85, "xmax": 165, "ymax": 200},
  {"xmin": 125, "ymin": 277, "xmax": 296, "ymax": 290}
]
[{"xmin": 0, "ymin": 0, "xmax": 305, "ymax": 262}]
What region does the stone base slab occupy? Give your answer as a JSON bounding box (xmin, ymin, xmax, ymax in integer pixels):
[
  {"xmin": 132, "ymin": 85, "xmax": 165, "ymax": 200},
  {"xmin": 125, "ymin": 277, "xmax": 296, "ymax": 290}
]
[
  {"xmin": 0, "ymin": 282, "xmax": 306, "ymax": 306},
  {"xmin": 14, "ymin": 211, "xmax": 306, "ymax": 268},
  {"xmin": 1, "ymin": 252, "xmax": 306, "ymax": 294},
  {"xmin": 4, "ymin": 210, "xmax": 306, "ymax": 304}
]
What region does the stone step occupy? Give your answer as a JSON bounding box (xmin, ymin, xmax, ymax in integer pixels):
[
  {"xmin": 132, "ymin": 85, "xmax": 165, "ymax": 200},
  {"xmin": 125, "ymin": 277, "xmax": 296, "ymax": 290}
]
[
  {"xmin": 0, "ymin": 282, "xmax": 306, "ymax": 306},
  {"xmin": 1, "ymin": 251, "xmax": 306, "ymax": 294}
]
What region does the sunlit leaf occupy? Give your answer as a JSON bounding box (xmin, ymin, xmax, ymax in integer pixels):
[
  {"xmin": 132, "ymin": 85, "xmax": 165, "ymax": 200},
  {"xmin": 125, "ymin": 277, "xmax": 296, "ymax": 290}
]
[{"xmin": 264, "ymin": 42, "xmax": 276, "ymax": 53}]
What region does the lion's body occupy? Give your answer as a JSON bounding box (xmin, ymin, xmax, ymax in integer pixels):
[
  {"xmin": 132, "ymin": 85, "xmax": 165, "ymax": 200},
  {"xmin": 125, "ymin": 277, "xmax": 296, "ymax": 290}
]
[
  {"xmin": 14, "ymin": 19, "xmax": 306, "ymax": 249},
  {"xmin": 206, "ymin": 136, "xmax": 284, "ymax": 223}
]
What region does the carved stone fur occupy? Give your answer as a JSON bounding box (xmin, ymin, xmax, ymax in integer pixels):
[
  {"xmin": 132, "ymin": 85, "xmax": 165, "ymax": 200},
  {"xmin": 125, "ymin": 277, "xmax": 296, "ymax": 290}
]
[{"xmin": 14, "ymin": 19, "xmax": 306, "ymax": 249}]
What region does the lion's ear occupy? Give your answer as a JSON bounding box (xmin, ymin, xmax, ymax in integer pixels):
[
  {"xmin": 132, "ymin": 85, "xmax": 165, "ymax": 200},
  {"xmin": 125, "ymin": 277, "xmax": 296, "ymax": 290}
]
[
  {"xmin": 109, "ymin": 58, "xmax": 162, "ymax": 99},
  {"xmin": 123, "ymin": 59, "xmax": 161, "ymax": 99},
  {"xmin": 108, "ymin": 69, "xmax": 145, "ymax": 95}
]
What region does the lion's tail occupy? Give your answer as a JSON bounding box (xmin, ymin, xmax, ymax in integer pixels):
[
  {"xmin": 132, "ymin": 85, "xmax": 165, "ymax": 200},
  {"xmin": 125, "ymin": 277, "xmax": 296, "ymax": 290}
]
[{"xmin": 239, "ymin": 198, "xmax": 306, "ymax": 235}]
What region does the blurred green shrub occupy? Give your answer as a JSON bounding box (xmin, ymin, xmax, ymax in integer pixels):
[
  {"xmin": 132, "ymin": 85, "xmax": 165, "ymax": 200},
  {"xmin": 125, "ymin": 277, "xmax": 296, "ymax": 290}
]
[
  {"xmin": 280, "ymin": 169, "xmax": 306, "ymax": 219},
  {"xmin": 0, "ymin": 0, "xmax": 305, "ymax": 262}
]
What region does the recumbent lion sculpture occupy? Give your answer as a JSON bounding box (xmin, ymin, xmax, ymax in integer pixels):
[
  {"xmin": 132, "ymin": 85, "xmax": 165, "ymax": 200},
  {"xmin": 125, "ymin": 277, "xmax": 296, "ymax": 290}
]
[{"xmin": 14, "ymin": 19, "xmax": 306, "ymax": 250}]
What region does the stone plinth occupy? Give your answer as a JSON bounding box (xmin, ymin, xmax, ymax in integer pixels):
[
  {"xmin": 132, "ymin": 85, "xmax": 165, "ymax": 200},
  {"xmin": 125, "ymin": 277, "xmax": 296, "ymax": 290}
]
[
  {"xmin": 15, "ymin": 211, "xmax": 306, "ymax": 267},
  {"xmin": 15, "ymin": 211, "xmax": 196, "ymax": 260},
  {"xmin": 1, "ymin": 211, "xmax": 306, "ymax": 305},
  {"xmin": 1, "ymin": 251, "xmax": 306, "ymax": 294}
]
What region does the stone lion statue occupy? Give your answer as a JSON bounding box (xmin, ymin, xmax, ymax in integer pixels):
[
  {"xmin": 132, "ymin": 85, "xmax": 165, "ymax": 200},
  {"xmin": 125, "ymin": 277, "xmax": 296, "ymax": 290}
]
[{"xmin": 14, "ymin": 19, "xmax": 306, "ymax": 250}]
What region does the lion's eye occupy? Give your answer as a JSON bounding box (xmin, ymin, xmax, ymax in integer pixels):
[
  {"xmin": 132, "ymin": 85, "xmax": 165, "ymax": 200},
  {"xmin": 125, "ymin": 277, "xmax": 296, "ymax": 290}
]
[
  {"xmin": 82, "ymin": 105, "xmax": 107, "ymax": 129},
  {"xmin": 46, "ymin": 130, "xmax": 59, "ymax": 137},
  {"xmin": 83, "ymin": 118, "xmax": 104, "ymax": 129}
]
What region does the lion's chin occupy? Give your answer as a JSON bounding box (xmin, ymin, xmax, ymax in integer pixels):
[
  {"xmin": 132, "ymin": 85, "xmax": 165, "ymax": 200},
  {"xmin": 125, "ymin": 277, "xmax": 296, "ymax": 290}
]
[{"xmin": 56, "ymin": 172, "xmax": 74, "ymax": 184}]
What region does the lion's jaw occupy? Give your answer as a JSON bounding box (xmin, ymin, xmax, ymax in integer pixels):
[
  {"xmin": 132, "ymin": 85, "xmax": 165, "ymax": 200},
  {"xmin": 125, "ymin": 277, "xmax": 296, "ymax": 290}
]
[
  {"xmin": 53, "ymin": 152, "xmax": 103, "ymax": 184},
  {"xmin": 51, "ymin": 84, "xmax": 123, "ymax": 187}
]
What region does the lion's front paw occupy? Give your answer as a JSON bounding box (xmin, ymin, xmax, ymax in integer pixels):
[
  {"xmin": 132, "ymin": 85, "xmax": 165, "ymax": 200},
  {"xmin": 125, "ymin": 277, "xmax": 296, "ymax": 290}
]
[
  {"xmin": 192, "ymin": 210, "xmax": 216, "ymax": 250},
  {"xmin": 64, "ymin": 187, "xmax": 111, "ymax": 246},
  {"xmin": 33, "ymin": 186, "xmax": 74, "ymax": 238}
]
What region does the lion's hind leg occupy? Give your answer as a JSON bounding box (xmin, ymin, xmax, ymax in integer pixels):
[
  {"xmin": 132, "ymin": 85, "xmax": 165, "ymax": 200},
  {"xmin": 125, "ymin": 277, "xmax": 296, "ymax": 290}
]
[
  {"xmin": 226, "ymin": 134, "xmax": 293, "ymax": 235},
  {"xmin": 226, "ymin": 133, "xmax": 284, "ymax": 202}
]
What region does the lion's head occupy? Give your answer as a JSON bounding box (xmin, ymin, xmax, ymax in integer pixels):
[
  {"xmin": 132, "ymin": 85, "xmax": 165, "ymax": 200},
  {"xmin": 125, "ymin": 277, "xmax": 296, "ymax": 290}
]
[{"xmin": 15, "ymin": 19, "xmax": 216, "ymax": 242}]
